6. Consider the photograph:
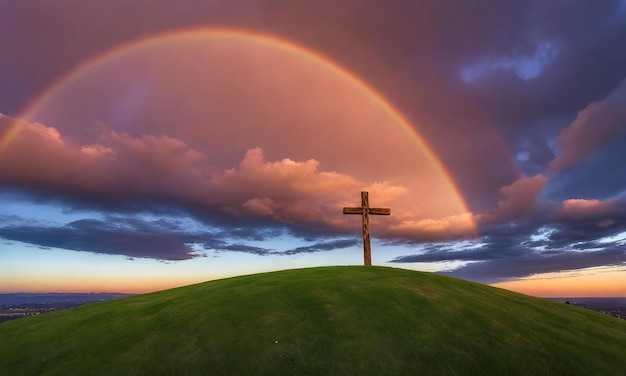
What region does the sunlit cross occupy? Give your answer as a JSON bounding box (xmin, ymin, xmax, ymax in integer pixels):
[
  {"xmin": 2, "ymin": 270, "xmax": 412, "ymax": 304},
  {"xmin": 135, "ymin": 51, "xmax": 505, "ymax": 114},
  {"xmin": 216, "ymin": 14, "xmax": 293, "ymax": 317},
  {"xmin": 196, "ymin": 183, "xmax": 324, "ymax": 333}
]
[{"xmin": 343, "ymin": 191, "xmax": 391, "ymax": 266}]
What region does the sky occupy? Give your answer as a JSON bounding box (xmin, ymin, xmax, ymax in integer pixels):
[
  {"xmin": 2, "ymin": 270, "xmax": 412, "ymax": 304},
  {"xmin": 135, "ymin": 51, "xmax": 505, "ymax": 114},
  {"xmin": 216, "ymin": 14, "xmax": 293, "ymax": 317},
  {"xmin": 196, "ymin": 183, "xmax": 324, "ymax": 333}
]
[{"xmin": 0, "ymin": 0, "xmax": 625, "ymax": 297}]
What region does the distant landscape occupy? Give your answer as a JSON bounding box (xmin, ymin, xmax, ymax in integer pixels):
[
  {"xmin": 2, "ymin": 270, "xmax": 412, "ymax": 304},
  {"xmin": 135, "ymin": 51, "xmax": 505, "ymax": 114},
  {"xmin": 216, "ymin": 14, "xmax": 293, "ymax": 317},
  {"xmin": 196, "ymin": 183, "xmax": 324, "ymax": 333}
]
[
  {"xmin": 0, "ymin": 293, "xmax": 132, "ymax": 323},
  {"xmin": 1, "ymin": 292, "xmax": 625, "ymax": 324},
  {"xmin": 546, "ymin": 298, "xmax": 626, "ymax": 320}
]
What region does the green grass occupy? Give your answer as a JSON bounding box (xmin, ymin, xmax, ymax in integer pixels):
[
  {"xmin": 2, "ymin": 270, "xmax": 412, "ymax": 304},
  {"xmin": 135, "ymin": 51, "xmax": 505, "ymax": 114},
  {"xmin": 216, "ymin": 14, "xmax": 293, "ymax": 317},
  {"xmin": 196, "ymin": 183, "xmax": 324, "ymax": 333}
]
[{"xmin": 1, "ymin": 266, "xmax": 625, "ymax": 375}]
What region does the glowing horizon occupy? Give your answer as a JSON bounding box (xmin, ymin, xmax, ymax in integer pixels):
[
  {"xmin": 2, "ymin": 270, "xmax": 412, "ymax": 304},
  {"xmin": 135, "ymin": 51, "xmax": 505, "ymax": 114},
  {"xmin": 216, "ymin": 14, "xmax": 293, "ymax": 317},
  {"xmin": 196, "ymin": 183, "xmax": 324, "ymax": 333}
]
[{"xmin": 492, "ymin": 265, "xmax": 626, "ymax": 297}]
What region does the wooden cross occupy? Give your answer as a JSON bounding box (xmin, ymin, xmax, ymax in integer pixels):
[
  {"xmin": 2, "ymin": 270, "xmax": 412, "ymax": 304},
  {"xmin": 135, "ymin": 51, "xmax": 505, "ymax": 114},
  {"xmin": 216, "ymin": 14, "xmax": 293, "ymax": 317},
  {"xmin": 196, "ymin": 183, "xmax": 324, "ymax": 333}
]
[{"xmin": 343, "ymin": 191, "xmax": 391, "ymax": 266}]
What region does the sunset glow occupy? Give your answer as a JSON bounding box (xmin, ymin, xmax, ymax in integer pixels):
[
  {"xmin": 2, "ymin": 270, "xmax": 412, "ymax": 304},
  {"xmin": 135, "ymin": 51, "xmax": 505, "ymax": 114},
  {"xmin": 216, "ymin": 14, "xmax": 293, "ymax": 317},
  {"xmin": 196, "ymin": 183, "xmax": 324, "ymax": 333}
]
[
  {"xmin": 492, "ymin": 266, "xmax": 626, "ymax": 297},
  {"xmin": 1, "ymin": 2, "xmax": 624, "ymax": 297}
]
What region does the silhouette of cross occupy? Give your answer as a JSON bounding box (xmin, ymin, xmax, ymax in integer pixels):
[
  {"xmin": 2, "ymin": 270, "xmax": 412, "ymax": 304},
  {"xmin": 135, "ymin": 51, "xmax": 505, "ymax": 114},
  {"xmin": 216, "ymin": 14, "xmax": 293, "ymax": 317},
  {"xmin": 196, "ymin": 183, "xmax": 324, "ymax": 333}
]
[{"xmin": 343, "ymin": 191, "xmax": 390, "ymax": 266}]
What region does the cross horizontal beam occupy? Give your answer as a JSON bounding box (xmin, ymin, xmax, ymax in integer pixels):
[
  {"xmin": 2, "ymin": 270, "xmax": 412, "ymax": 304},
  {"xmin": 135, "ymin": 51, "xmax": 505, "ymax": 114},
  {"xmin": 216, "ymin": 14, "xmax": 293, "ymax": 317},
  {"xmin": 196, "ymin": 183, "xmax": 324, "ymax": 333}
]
[{"xmin": 343, "ymin": 207, "xmax": 391, "ymax": 215}]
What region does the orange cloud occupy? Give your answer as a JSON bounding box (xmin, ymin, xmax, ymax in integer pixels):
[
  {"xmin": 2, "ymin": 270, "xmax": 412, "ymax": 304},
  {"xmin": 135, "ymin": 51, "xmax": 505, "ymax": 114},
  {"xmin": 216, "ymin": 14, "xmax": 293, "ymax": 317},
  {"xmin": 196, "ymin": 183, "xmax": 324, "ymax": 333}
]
[
  {"xmin": 558, "ymin": 198, "xmax": 622, "ymax": 228},
  {"xmin": 214, "ymin": 148, "xmax": 408, "ymax": 227},
  {"xmin": 561, "ymin": 199, "xmax": 611, "ymax": 216},
  {"xmin": 388, "ymin": 213, "xmax": 477, "ymax": 241}
]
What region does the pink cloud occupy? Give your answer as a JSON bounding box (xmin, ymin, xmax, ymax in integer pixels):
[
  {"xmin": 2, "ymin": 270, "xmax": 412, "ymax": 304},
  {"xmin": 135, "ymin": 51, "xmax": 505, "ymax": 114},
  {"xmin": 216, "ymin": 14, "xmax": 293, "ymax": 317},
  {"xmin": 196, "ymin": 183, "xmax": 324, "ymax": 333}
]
[
  {"xmin": 549, "ymin": 79, "xmax": 626, "ymax": 172},
  {"xmin": 0, "ymin": 120, "xmax": 104, "ymax": 193},
  {"xmin": 242, "ymin": 197, "xmax": 276, "ymax": 217},
  {"xmin": 213, "ymin": 148, "xmax": 408, "ymax": 228},
  {"xmin": 487, "ymin": 174, "xmax": 549, "ymax": 222},
  {"xmin": 559, "ymin": 198, "xmax": 620, "ymax": 221},
  {"xmin": 213, "ymin": 147, "xmax": 358, "ymax": 204},
  {"xmin": 0, "ymin": 119, "xmax": 213, "ymax": 202},
  {"xmin": 1, "ymin": 118, "xmax": 419, "ymax": 234}
]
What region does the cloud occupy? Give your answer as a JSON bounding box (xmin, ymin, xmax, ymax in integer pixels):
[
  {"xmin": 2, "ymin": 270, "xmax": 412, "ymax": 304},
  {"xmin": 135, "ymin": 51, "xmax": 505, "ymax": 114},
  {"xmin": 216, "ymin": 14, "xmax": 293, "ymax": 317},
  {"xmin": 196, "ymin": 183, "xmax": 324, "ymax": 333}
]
[
  {"xmin": 390, "ymin": 193, "xmax": 626, "ymax": 282},
  {"xmin": 4, "ymin": 112, "xmax": 624, "ymax": 269},
  {"xmin": 1, "ymin": 116, "xmax": 425, "ymax": 239},
  {"xmin": 441, "ymin": 247, "xmax": 626, "ymax": 284},
  {"xmin": 280, "ymin": 239, "xmax": 358, "ymax": 255},
  {"xmin": 213, "ymin": 147, "xmax": 363, "ymax": 223},
  {"xmin": 218, "ymin": 244, "xmax": 274, "ymax": 256},
  {"xmin": 0, "ymin": 218, "xmax": 201, "ymax": 260},
  {"xmin": 242, "ymin": 197, "xmax": 276, "ymax": 217},
  {"xmin": 0, "ymin": 211, "xmax": 360, "ymax": 260},
  {"xmin": 0, "ymin": 116, "xmax": 428, "ymax": 258},
  {"xmin": 219, "ymin": 238, "xmax": 358, "ymax": 256},
  {"xmin": 559, "ymin": 198, "xmax": 620, "ymax": 219},
  {"xmin": 391, "ymin": 215, "xmax": 626, "ymax": 283},
  {"xmin": 479, "ymin": 174, "xmax": 549, "ymax": 224},
  {"xmin": 549, "ymin": 79, "xmax": 626, "ymax": 172},
  {"xmin": 3, "ymin": 76, "xmax": 624, "ymax": 272},
  {"xmin": 0, "ymin": 118, "xmax": 212, "ymax": 204},
  {"xmin": 213, "ymin": 148, "xmax": 407, "ymax": 226},
  {"xmin": 387, "ymin": 213, "xmax": 476, "ymax": 242}
]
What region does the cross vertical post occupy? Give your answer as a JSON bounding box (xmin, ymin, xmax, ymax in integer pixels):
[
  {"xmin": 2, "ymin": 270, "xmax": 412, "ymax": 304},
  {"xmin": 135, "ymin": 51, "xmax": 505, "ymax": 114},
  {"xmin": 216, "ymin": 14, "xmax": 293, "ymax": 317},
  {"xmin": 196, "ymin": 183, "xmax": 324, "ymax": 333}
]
[
  {"xmin": 361, "ymin": 191, "xmax": 371, "ymax": 266},
  {"xmin": 343, "ymin": 191, "xmax": 391, "ymax": 266}
]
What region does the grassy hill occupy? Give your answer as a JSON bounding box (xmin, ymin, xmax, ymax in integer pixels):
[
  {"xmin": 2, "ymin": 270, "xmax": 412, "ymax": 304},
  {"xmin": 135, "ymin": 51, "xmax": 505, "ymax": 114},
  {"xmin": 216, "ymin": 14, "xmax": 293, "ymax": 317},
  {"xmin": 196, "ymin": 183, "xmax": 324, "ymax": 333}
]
[{"xmin": 1, "ymin": 266, "xmax": 625, "ymax": 375}]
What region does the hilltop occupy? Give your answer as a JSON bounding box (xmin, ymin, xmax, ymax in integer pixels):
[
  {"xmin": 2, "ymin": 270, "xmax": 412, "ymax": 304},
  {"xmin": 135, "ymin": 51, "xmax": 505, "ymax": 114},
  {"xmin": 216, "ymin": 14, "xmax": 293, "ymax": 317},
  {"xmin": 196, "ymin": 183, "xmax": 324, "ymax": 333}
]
[{"xmin": 1, "ymin": 266, "xmax": 625, "ymax": 375}]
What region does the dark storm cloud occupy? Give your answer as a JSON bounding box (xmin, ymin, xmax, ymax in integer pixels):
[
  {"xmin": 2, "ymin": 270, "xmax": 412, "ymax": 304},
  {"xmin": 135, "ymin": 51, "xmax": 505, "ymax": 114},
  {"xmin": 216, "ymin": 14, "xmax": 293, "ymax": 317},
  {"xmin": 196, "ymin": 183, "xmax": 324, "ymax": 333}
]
[
  {"xmin": 549, "ymin": 79, "xmax": 626, "ymax": 173},
  {"xmin": 217, "ymin": 227, "xmax": 287, "ymax": 242},
  {"xmin": 546, "ymin": 224, "xmax": 626, "ymax": 251},
  {"xmin": 0, "ymin": 210, "xmax": 359, "ymax": 260},
  {"xmin": 280, "ymin": 239, "xmax": 358, "ymax": 255},
  {"xmin": 218, "ymin": 244, "xmax": 274, "ymax": 256},
  {"xmin": 392, "ymin": 236, "xmax": 626, "ymax": 284},
  {"xmin": 412, "ymin": 1, "xmax": 626, "ymax": 210},
  {"xmin": 0, "ymin": 214, "xmax": 25, "ymax": 224},
  {"xmin": 438, "ymin": 1, "xmax": 626, "ymax": 123},
  {"xmin": 0, "ymin": 183, "xmax": 280, "ymax": 238},
  {"xmin": 205, "ymin": 238, "xmax": 358, "ymax": 256},
  {"xmin": 390, "ymin": 196, "xmax": 626, "ymax": 281},
  {"xmin": 440, "ymin": 248, "xmax": 626, "ymax": 284},
  {"xmin": 0, "ymin": 218, "xmax": 199, "ymax": 260},
  {"xmin": 0, "ymin": 215, "xmax": 282, "ymax": 260},
  {"xmin": 544, "ymin": 134, "xmax": 626, "ymax": 201}
]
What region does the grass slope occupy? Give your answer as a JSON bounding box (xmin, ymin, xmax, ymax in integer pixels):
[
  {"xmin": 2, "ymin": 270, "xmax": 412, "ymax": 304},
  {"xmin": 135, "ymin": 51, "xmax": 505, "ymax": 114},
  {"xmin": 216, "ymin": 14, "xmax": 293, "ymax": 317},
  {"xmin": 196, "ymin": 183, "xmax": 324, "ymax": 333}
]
[{"xmin": 1, "ymin": 266, "xmax": 625, "ymax": 375}]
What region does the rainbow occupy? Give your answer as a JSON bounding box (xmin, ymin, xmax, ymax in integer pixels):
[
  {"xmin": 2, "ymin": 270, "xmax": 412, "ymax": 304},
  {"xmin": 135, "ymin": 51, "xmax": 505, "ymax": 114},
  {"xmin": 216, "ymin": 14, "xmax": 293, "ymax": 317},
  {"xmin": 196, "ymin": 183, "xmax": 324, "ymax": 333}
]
[
  {"xmin": 0, "ymin": 117, "xmax": 23, "ymax": 150},
  {"xmin": 3, "ymin": 27, "xmax": 474, "ymax": 219}
]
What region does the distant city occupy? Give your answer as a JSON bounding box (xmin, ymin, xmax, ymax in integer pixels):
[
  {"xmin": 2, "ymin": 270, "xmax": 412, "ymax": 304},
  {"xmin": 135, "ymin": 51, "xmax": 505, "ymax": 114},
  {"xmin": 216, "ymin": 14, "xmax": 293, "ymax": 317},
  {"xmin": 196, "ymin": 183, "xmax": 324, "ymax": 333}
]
[
  {"xmin": 547, "ymin": 298, "xmax": 626, "ymax": 320},
  {"xmin": 0, "ymin": 293, "xmax": 624, "ymax": 324},
  {"xmin": 0, "ymin": 293, "xmax": 132, "ymax": 323}
]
